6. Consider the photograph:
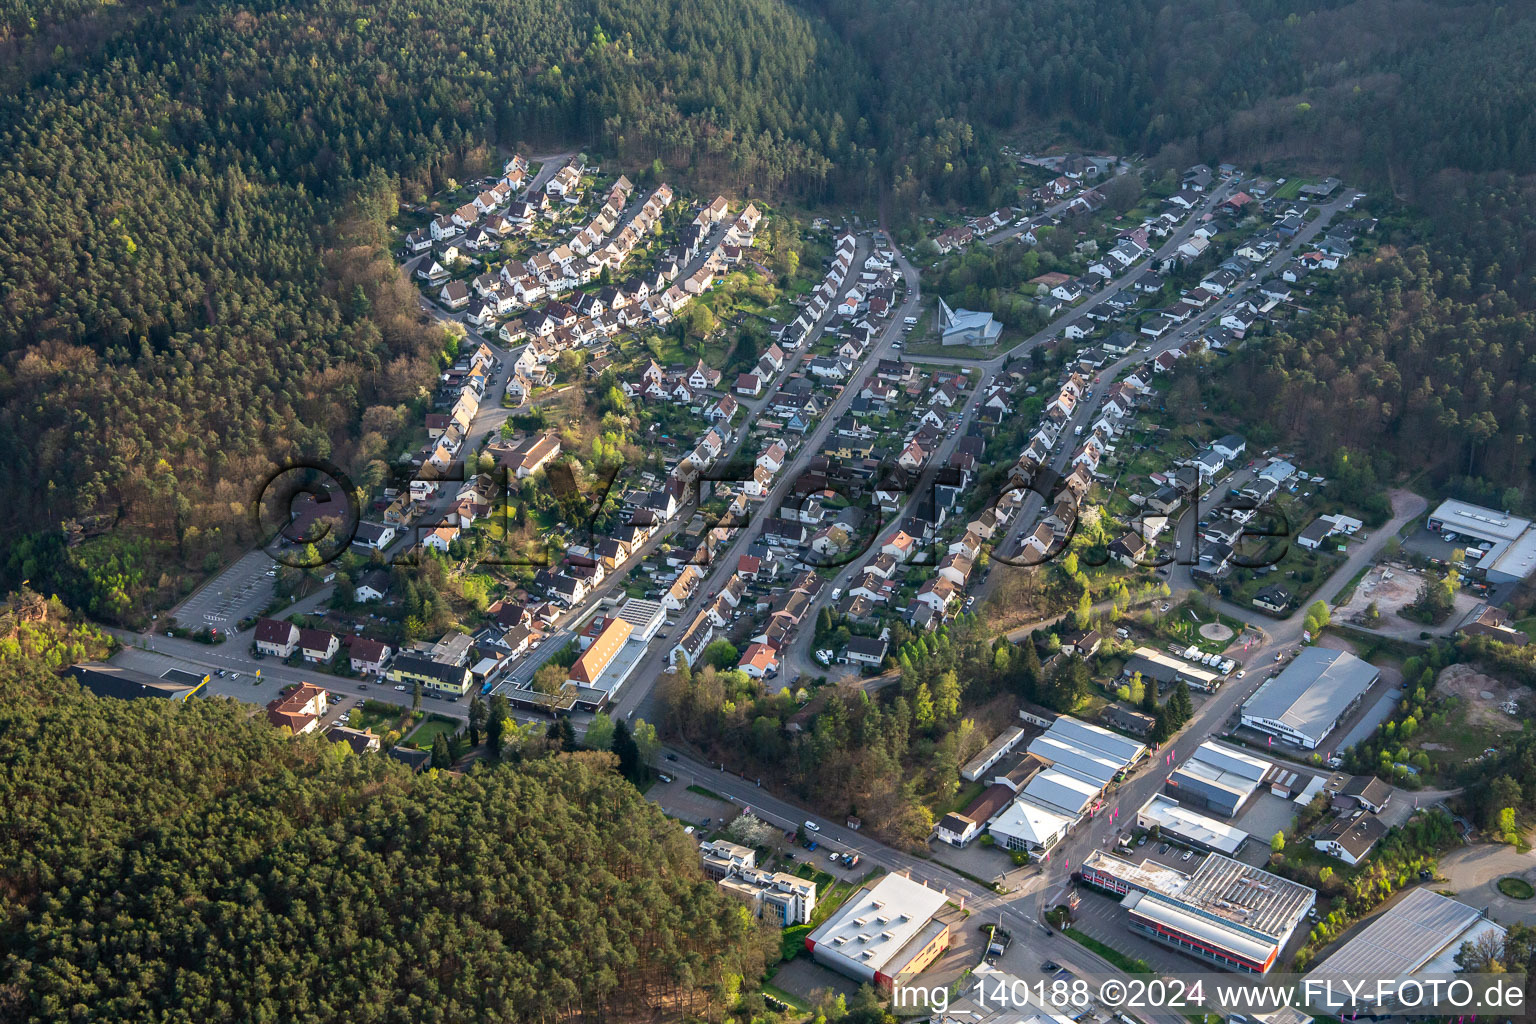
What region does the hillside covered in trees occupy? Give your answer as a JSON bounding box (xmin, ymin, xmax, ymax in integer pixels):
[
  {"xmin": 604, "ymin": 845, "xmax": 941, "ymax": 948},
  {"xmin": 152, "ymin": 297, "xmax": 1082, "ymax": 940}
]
[
  {"xmin": 0, "ymin": 598, "xmax": 769, "ymax": 1022},
  {"xmin": 8, "ymin": 0, "xmax": 1536, "ymax": 613},
  {"xmin": 0, "ymin": 0, "xmax": 879, "ymax": 616}
]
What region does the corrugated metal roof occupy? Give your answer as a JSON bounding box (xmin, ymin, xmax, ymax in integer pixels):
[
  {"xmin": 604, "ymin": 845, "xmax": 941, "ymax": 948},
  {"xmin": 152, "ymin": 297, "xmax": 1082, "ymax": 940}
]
[
  {"xmin": 1241, "ymin": 648, "xmax": 1378, "ymax": 742},
  {"xmin": 1307, "ymin": 888, "xmax": 1497, "ymax": 982}
]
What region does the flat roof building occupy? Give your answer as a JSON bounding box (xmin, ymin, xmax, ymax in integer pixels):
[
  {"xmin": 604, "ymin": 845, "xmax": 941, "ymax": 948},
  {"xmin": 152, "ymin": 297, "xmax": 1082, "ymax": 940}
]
[
  {"xmin": 1305, "ymin": 888, "xmax": 1504, "ymax": 1008},
  {"xmin": 1123, "ymin": 647, "xmax": 1222, "ymax": 692},
  {"xmin": 614, "ymin": 598, "xmax": 666, "ymax": 642},
  {"xmin": 1241, "ymin": 648, "xmax": 1378, "ymax": 749},
  {"xmin": 962, "ymin": 725, "xmax": 1026, "ymax": 782},
  {"xmin": 1078, "ymin": 849, "xmax": 1315, "ymax": 973},
  {"xmin": 70, "ymin": 662, "xmax": 207, "ymax": 702},
  {"xmin": 1167, "ymin": 741, "xmax": 1273, "ymax": 817},
  {"xmin": 1137, "ymin": 793, "xmax": 1247, "ymax": 856},
  {"xmin": 806, "ymin": 873, "xmax": 952, "ymax": 990},
  {"xmin": 1427, "ymin": 498, "xmax": 1536, "ymax": 583}
]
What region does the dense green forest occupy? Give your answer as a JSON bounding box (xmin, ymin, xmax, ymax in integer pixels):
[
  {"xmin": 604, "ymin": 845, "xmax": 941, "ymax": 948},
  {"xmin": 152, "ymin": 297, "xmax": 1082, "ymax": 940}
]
[
  {"xmin": 0, "ymin": 0, "xmax": 878, "ymax": 617},
  {"xmin": 0, "ymin": 597, "xmax": 770, "ymax": 1022},
  {"xmin": 8, "ymin": 0, "xmax": 1536, "ymax": 615},
  {"xmin": 1213, "ymin": 177, "xmax": 1536, "ymax": 502},
  {"xmin": 810, "ymin": 0, "xmax": 1536, "ymax": 186}
]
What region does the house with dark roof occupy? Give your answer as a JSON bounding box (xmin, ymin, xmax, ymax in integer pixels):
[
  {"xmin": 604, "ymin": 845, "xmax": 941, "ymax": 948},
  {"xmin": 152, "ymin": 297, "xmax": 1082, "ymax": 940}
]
[{"xmin": 254, "ymin": 618, "xmax": 300, "ymax": 658}]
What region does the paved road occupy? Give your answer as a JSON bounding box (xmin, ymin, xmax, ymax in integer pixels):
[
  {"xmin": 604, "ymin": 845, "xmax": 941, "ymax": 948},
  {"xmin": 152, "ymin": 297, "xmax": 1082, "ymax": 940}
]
[
  {"xmin": 653, "ymin": 744, "xmax": 1188, "ymax": 1024},
  {"xmin": 975, "ymin": 187, "xmax": 1356, "ymax": 591},
  {"xmin": 607, "ymin": 231, "xmax": 897, "ymax": 720},
  {"xmin": 775, "ymin": 182, "xmax": 1255, "ymax": 675}
]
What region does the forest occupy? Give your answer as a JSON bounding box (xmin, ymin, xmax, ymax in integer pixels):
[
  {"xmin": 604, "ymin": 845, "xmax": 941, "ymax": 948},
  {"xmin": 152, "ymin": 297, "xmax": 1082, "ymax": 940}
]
[
  {"xmin": 0, "ymin": 596, "xmax": 772, "ymax": 1023},
  {"xmin": 8, "ymin": 0, "xmax": 1536, "ymax": 613},
  {"xmin": 0, "ymin": 0, "xmax": 878, "ymax": 617}
]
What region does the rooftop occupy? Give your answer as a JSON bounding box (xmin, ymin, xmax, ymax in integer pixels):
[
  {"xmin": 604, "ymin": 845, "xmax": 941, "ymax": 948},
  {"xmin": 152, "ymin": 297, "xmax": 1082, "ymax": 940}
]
[
  {"xmin": 1139, "ymin": 793, "xmax": 1247, "ymax": 855},
  {"xmin": 807, "ymin": 873, "xmax": 949, "ymax": 973},
  {"xmin": 1083, "ymin": 848, "xmax": 1315, "ymax": 942},
  {"xmin": 1306, "ymin": 887, "xmax": 1502, "ymax": 984},
  {"xmin": 1242, "ymin": 647, "xmax": 1378, "ymax": 740}
]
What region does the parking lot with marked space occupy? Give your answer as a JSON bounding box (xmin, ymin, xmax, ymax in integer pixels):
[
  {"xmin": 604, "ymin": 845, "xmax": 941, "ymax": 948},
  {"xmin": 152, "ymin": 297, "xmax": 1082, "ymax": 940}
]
[
  {"xmin": 1066, "ymin": 887, "xmax": 1195, "ymax": 975},
  {"xmin": 172, "ymin": 550, "xmax": 278, "ymax": 630}
]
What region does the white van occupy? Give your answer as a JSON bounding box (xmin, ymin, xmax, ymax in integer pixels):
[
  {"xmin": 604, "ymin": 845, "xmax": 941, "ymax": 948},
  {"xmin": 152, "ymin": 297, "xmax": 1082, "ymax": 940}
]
[{"xmin": 903, "ymin": 316, "xmax": 918, "ymax": 326}]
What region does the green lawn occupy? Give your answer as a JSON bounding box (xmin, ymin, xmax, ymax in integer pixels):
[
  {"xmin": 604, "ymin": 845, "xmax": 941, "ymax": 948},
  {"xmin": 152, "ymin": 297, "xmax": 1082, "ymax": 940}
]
[
  {"xmin": 779, "ymin": 870, "xmax": 861, "ymax": 960},
  {"xmin": 902, "ymin": 339, "xmax": 1001, "ymax": 360},
  {"xmin": 686, "ymin": 783, "xmax": 730, "ymax": 802},
  {"xmin": 936, "ymin": 780, "xmax": 987, "ymax": 817},
  {"xmin": 404, "ymin": 714, "xmax": 459, "ymax": 750},
  {"xmin": 349, "ymin": 699, "xmax": 409, "ymax": 734},
  {"xmin": 1498, "ymin": 877, "xmax": 1534, "ymax": 900},
  {"xmin": 761, "ymin": 982, "xmax": 811, "ymax": 1013},
  {"xmin": 1159, "ymin": 601, "xmax": 1247, "ymax": 653},
  {"xmin": 1271, "ymin": 177, "xmax": 1310, "ymax": 201}
]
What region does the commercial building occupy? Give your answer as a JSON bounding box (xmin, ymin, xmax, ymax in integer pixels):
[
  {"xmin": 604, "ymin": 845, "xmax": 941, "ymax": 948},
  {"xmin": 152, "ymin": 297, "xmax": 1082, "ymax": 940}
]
[
  {"xmin": 1123, "ymin": 647, "xmax": 1222, "ymax": 692},
  {"xmin": 1026, "ymin": 713, "xmax": 1147, "ymax": 780},
  {"xmin": 1078, "ymin": 849, "xmax": 1315, "ymax": 973},
  {"xmin": 936, "ymin": 967, "xmax": 1078, "ymax": 1024},
  {"xmin": 70, "ymin": 662, "xmax": 207, "ymax": 702},
  {"xmin": 1426, "ymin": 498, "xmax": 1536, "ymax": 583},
  {"xmin": 699, "ymin": 839, "xmax": 757, "ymax": 880},
  {"xmin": 1305, "ymin": 888, "xmax": 1505, "ymax": 1009},
  {"xmin": 1136, "ymin": 793, "xmax": 1248, "ymax": 856},
  {"xmin": 1030, "ymin": 734, "xmax": 1123, "ymax": 788},
  {"xmin": 700, "ymin": 839, "xmax": 818, "ymax": 926},
  {"xmin": 988, "ymin": 796, "xmax": 1074, "ymax": 853},
  {"xmin": 1166, "ymin": 741, "xmax": 1273, "ymax": 817},
  {"xmin": 614, "ymin": 598, "xmax": 667, "ymax": 642},
  {"xmin": 1020, "ymin": 768, "xmax": 1101, "ymax": 819},
  {"xmin": 720, "ymin": 868, "xmax": 819, "ymax": 927},
  {"xmin": 962, "ymin": 726, "xmax": 1027, "ymax": 781},
  {"xmin": 1240, "ymin": 648, "xmax": 1378, "ymax": 749},
  {"xmin": 806, "ymin": 873, "xmax": 952, "ymax": 990}
]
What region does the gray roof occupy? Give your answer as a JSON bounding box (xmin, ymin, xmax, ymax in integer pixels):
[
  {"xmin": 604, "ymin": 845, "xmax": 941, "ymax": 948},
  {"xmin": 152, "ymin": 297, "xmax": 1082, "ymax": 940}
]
[
  {"xmin": 1307, "ymin": 887, "xmax": 1497, "ymax": 982},
  {"xmin": 1242, "ymin": 648, "xmax": 1378, "ymax": 741}
]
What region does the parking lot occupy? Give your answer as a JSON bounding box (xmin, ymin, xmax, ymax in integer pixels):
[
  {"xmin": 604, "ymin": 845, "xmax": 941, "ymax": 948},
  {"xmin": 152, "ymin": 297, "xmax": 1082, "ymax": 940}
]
[
  {"xmin": 173, "ymin": 550, "xmax": 278, "ymax": 630},
  {"xmin": 1065, "ymin": 886, "xmax": 1203, "ymax": 975}
]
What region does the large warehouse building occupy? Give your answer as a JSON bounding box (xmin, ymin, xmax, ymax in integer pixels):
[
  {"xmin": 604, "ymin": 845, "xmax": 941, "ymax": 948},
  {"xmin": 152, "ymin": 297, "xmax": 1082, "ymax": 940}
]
[
  {"xmin": 1305, "ymin": 888, "xmax": 1505, "ymax": 1009},
  {"xmin": 1026, "ymin": 714, "xmax": 1148, "ymax": 781},
  {"xmin": 1427, "ymin": 499, "xmax": 1536, "ymax": 583},
  {"xmin": 1240, "ymin": 648, "xmax": 1378, "ymax": 749},
  {"xmin": 1078, "ymin": 849, "xmax": 1315, "ymax": 973},
  {"xmin": 1167, "ymin": 741, "xmax": 1273, "ymax": 817},
  {"xmin": 806, "ymin": 873, "xmax": 952, "ymax": 990}
]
